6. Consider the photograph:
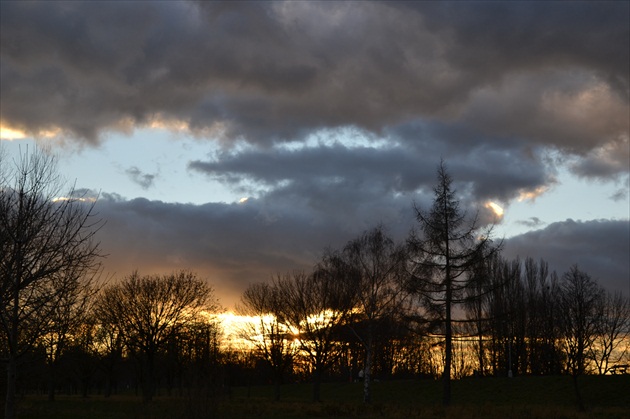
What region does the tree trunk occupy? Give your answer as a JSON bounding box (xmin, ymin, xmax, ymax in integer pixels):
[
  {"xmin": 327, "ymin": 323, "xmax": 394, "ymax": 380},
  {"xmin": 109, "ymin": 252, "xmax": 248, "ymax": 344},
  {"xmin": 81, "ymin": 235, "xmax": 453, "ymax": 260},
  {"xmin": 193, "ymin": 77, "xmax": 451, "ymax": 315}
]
[
  {"xmin": 442, "ymin": 193, "xmax": 453, "ymax": 407},
  {"xmin": 47, "ymin": 361, "xmax": 56, "ymax": 401},
  {"xmin": 5, "ymin": 354, "xmax": 18, "ymax": 419},
  {"xmin": 143, "ymin": 379, "xmax": 154, "ymax": 403},
  {"xmin": 104, "ymin": 356, "xmax": 117, "ymax": 397},
  {"xmin": 312, "ymin": 367, "xmax": 322, "ymax": 402},
  {"xmin": 477, "ymin": 327, "xmax": 484, "ymax": 376},
  {"xmin": 572, "ymin": 374, "xmax": 586, "ymax": 412},
  {"xmin": 81, "ymin": 373, "xmax": 90, "ymax": 398},
  {"xmin": 443, "ymin": 272, "xmax": 452, "ymax": 406},
  {"xmin": 104, "ymin": 373, "xmax": 112, "ymax": 398},
  {"xmin": 363, "ymin": 342, "xmax": 373, "ymax": 403},
  {"xmin": 274, "ymin": 380, "xmax": 281, "ymax": 402},
  {"xmin": 142, "ymin": 354, "xmax": 155, "ymax": 403},
  {"xmin": 6, "ymin": 284, "xmax": 20, "ymax": 419}
]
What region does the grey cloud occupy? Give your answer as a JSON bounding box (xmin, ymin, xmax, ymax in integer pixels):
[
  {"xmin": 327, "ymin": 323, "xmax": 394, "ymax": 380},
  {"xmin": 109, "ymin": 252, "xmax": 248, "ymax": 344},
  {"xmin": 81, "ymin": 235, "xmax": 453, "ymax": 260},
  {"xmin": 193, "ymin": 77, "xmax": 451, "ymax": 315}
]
[
  {"xmin": 92, "ymin": 164, "xmax": 495, "ymax": 308},
  {"xmin": 459, "ymin": 71, "xmax": 628, "ymax": 156},
  {"xmin": 1, "ymin": 1, "xmax": 628, "ymax": 180},
  {"xmin": 93, "ymin": 192, "xmax": 628, "ymax": 308},
  {"xmin": 125, "ymin": 166, "xmax": 157, "ymax": 190},
  {"xmin": 516, "ymin": 217, "xmax": 546, "ymax": 229},
  {"xmin": 610, "ymin": 187, "xmax": 629, "ymax": 203},
  {"xmin": 93, "ymin": 192, "xmax": 415, "ymax": 307},
  {"xmin": 191, "ymin": 144, "xmax": 427, "ymax": 236},
  {"xmin": 70, "ymin": 188, "xmax": 100, "ymax": 200},
  {"xmin": 568, "ymin": 142, "xmax": 630, "ymax": 180},
  {"xmin": 189, "ymin": 142, "xmax": 553, "ymax": 204},
  {"xmin": 503, "ymin": 219, "xmax": 630, "ymax": 294},
  {"xmin": 404, "ymin": 1, "xmax": 629, "ymax": 92}
]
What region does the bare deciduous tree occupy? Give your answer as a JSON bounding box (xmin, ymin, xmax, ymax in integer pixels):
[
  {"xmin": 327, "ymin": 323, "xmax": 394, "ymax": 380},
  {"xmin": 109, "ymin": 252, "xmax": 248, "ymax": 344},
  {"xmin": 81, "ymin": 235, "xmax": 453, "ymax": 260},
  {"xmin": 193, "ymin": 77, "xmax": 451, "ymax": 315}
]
[
  {"xmin": 238, "ymin": 281, "xmax": 298, "ymax": 401},
  {"xmin": 462, "ymin": 256, "xmax": 495, "ymax": 377},
  {"xmin": 92, "ymin": 313, "xmax": 124, "ymax": 397},
  {"xmin": 1, "ymin": 146, "xmax": 102, "ymax": 419},
  {"xmin": 341, "ymin": 226, "xmax": 408, "ymax": 403},
  {"xmin": 275, "ymin": 268, "xmax": 354, "ymax": 402},
  {"xmin": 41, "ymin": 270, "xmax": 100, "ymax": 401},
  {"xmin": 589, "ymin": 291, "xmax": 630, "ymax": 374},
  {"xmin": 94, "ymin": 270, "xmax": 216, "ymax": 403},
  {"xmin": 558, "ymin": 265, "xmax": 604, "ymax": 411}
]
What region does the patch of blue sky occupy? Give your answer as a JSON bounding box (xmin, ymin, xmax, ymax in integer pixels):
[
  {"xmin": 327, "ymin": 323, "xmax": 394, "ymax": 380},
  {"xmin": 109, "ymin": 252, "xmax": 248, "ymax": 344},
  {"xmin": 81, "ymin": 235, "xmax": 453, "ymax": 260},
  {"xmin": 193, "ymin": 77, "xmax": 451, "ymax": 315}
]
[
  {"xmin": 498, "ymin": 167, "xmax": 629, "ymax": 238},
  {"xmin": 2, "ymin": 129, "xmax": 242, "ymax": 205},
  {"xmin": 278, "ymin": 126, "xmax": 389, "ymax": 151}
]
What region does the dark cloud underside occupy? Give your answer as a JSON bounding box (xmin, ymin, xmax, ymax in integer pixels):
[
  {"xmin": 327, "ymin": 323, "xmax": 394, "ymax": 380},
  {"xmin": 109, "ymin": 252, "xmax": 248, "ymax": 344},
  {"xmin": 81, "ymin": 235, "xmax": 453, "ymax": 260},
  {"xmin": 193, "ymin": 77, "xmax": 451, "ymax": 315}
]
[
  {"xmin": 2, "ymin": 2, "xmax": 628, "ymax": 178},
  {"xmin": 503, "ymin": 219, "xmax": 630, "ymax": 294},
  {"xmin": 95, "ymin": 196, "xmax": 629, "ymax": 306}
]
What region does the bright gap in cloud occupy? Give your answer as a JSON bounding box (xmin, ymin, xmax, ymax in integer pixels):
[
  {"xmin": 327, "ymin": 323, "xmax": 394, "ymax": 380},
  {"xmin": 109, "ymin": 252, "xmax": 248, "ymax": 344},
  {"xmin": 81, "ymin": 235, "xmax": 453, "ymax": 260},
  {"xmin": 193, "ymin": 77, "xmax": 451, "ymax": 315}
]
[
  {"xmin": 52, "ymin": 196, "xmax": 97, "ymax": 203},
  {"xmin": 278, "ymin": 126, "xmax": 389, "ymax": 151},
  {"xmin": 2, "ymin": 129, "xmax": 243, "ymax": 205},
  {"xmin": 499, "ymin": 166, "xmax": 629, "ymax": 239}
]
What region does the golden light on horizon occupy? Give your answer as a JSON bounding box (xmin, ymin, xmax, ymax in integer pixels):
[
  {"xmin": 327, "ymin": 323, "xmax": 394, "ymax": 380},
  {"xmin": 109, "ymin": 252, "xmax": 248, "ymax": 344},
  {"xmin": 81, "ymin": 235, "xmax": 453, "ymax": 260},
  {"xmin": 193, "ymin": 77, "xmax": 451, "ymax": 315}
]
[
  {"xmin": 217, "ymin": 311, "xmax": 303, "ymax": 351},
  {"xmin": 216, "ymin": 312, "xmax": 262, "ymax": 350}
]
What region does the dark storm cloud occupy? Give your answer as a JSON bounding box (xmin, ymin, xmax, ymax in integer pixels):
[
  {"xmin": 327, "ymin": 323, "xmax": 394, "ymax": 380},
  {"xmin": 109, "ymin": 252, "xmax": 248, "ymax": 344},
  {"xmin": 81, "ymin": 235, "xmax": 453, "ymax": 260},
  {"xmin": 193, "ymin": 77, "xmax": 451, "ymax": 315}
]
[
  {"xmin": 503, "ymin": 219, "xmax": 630, "ymax": 295},
  {"xmin": 2, "ymin": 1, "xmax": 628, "ymax": 180}
]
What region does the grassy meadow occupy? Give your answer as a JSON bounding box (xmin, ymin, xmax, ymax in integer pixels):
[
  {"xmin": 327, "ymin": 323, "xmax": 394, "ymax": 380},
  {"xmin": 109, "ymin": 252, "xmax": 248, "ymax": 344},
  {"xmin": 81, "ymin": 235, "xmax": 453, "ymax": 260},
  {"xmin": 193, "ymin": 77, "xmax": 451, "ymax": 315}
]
[{"xmin": 9, "ymin": 375, "xmax": 630, "ymax": 419}]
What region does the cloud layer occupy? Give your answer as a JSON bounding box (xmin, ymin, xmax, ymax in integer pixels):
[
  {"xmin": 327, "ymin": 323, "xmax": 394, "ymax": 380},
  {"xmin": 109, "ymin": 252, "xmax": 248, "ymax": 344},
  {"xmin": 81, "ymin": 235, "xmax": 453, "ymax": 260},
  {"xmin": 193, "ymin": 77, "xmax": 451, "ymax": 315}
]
[
  {"xmin": 2, "ymin": 1, "xmax": 628, "ymax": 305},
  {"xmin": 94, "ymin": 195, "xmax": 629, "ymax": 306},
  {"xmin": 2, "ymin": 2, "xmax": 627, "ymax": 157},
  {"xmin": 503, "ymin": 219, "xmax": 630, "ymax": 295}
]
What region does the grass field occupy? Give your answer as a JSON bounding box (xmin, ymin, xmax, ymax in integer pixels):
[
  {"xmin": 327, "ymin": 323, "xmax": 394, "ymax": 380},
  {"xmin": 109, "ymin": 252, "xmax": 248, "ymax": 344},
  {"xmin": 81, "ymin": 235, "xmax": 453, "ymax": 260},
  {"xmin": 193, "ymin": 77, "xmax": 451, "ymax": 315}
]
[{"xmin": 9, "ymin": 375, "xmax": 630, "ymax": 419}]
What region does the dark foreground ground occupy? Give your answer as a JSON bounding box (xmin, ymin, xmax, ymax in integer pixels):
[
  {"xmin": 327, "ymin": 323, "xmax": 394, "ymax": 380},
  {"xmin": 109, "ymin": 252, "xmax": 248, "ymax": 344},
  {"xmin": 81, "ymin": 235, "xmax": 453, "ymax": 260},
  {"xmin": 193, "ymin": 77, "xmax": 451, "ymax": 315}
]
[{"xmin": 8, "ymin": 374, "xmax": 630, "ymax": 419}]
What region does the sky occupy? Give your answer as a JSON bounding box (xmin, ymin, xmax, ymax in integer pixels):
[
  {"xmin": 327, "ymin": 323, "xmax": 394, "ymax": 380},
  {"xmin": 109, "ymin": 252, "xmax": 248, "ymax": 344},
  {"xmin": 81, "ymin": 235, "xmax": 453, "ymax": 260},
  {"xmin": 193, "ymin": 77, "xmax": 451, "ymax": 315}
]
[{"xmin": 1, "ymin": 1, "xmax": 629, "ymax": 308}]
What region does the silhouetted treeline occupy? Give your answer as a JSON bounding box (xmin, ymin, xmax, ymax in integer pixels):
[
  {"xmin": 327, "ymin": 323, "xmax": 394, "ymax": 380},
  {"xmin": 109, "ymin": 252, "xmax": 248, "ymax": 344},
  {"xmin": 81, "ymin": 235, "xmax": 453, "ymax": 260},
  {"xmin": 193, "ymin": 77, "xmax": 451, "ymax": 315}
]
[
  {"xmin": 1, "ymin": 254, "xmax": 627, "ymax": 405},
  {"xmin": 2, "ymin": 155, "xmax": 629, "ymax": 413}
]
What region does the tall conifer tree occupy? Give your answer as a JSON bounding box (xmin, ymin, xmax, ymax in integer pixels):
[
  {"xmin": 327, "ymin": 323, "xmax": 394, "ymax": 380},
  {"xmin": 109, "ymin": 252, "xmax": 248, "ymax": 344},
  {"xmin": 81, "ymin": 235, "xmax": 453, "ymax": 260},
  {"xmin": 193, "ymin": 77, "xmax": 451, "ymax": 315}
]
[{"xmin": 408, "ymin": 161, "xmax": 499, "ymax": 405}]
